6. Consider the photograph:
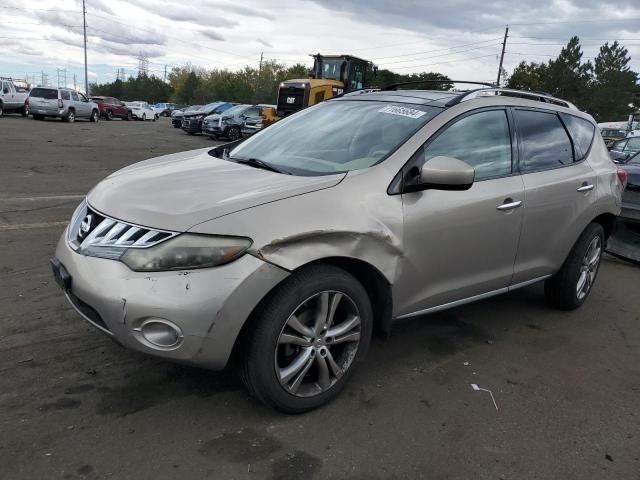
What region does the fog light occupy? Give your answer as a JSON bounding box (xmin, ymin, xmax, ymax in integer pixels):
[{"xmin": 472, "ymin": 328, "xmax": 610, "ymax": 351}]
[{"xmin": 136, "ymin": 319, "xmax": 183, "ymax": 348}]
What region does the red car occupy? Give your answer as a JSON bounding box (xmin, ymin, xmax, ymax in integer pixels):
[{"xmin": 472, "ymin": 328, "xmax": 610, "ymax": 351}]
[{"xmin": 90, "ymin": 96, "xmax": 131, "ymax": 120}]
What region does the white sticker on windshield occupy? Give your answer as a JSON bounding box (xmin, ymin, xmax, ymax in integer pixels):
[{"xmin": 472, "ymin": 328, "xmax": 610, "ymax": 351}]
[{"xmin": 378, "ymin": 105, "xmax": 427, "ymax": 119}]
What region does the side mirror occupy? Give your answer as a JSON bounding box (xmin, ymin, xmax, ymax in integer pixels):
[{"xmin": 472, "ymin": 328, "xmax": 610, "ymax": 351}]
[{"xmin": 418, "ymin": 156, "xmax": 475, "ymax": 191}]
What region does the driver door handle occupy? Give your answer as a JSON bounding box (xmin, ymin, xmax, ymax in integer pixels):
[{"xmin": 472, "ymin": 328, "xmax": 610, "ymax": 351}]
[
  {"xmin": 496, "ymin": 200, "xmax": 523, "ymax": 211},
  {"xmin": 577, "ymin": 183, "xmax": 594, "ymax": 192}
]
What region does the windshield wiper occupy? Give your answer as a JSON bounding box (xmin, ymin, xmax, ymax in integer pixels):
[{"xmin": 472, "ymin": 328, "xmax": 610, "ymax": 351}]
[{"xmin": 231, "ymin": 157, "xmax": 288, "ymax": 174}]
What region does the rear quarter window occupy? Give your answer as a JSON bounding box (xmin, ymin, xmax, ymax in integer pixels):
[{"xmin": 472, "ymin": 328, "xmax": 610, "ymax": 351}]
[
  {"xmin": 561, "ymin": 114, "xmax": 595, "ymax": 160},
  {"xmin": 61, "ymin": 90, "xmax": 71, "ymax": 100},
  {"xmin": 29, "ymin": 88, "xmax": 58, "ymax": 100},
  {"xmin": 514, "ymin": 109, "xmax": 574, "ymax": 172}
]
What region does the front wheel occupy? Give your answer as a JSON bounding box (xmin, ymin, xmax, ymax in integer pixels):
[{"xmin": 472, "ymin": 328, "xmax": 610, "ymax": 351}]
[
  {"xmin": 22, "ymin": 105, "xmax": 28, "ymax": 116},
  {"xmin": 239, "ymin": 264, "xmax": 372, "ymax": 413},
  {"xmin": 153, "ymin": 114, "xmax": 158, "ymax": 121},
  {"xmin": 126, "ymin": 111, "xmax": 132, "ymax": 120},
  {"xmin": 142, "ymin": 113, "xmax": 147, "ymax": 121},
  {"xmin": 227, "ymin": 126, "xmax": 241, "ymax": 141},
  {"xmin": 90, "ymin": 110, "xmax": 99, "ymax": 122},
  {"xmin": 0, "ymin": 102, "xmax": 3, "ymax": 117},
  {"xmin": 544, "ymin": 223, "xmax": 604, "ymax": 310},
  {"xmin": 106, "ymin": 110, "xmax": 113, "ymax": 120}
]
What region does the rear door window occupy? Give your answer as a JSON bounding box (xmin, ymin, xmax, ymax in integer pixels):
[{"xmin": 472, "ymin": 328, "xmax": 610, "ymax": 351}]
[
  {"xmin": 514, "ymin": 109, "xmax": 574, "ymax": 172},
  {"xmin": 420, "ymin": 109, "xmax": 512, "ymax": 180},
  {"xmin": 61, "ymin": 90, "xmax": 71, "ymax": 100},
  {"xmin": 560, "ymin": 114, "xmax": 595, "ymax": 160},
  {"xmin": 71, "ymin": 91, "xmax": 79, "ymax": 101}
]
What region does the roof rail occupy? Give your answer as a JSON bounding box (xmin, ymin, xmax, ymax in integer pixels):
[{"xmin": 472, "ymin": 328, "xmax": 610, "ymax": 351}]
[
  {"xmin": 381, "ymin": 80, "xmax": 495, "ymax": 91},
  {"xmin": 446, "ymin": 88, "xmax": 577, "ymax": 109}
]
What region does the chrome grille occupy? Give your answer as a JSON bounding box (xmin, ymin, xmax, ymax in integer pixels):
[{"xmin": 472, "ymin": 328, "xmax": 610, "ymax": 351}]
[{"xmin": 68, "ymin": 201, "xmax": 177, "ymax": 257}]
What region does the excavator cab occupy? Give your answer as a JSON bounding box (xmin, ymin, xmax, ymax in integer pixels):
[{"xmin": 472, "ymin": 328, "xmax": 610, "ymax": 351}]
[{"xmin": 276, "ymin": 54, "xmax": 375, "ymax": 117}]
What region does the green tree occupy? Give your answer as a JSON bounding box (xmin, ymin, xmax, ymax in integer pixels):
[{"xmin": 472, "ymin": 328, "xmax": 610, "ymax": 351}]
[
  {"xmin": 589, "ymin": 41, "xmax": 638, "ymax": 121},
  {"xmin": 544, "ymin": 36, "xmax": 592, "ymax": 105},
  {"xmin": 507, "ymin": 61, "xmax": 549, "ymax": 92}
]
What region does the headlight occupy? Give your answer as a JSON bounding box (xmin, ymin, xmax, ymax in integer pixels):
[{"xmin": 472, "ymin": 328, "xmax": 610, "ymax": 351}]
[{"xmin": 120, "ymin": 234, "xmax": 252, "ymax": 272}]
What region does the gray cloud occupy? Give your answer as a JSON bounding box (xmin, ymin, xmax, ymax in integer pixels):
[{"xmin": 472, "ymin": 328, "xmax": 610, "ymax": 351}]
[
  {"xmin": 200, "ymin": 29, "xmax": 225, "ymax": 41},
  {"xmin": 77, "ymin": 0, "xmax": 114, "ymax": 15},
  {"xmin": 257, "ymin": 38, "xmax": 273, "ymax": 48}
]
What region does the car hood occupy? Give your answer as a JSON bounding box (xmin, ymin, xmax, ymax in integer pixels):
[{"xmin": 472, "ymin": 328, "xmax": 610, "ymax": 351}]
[
  {"xmin": 87, "ymin": 147, "xmax": 345, "ymax": 232},
  {"xmin": 204, "ymin": 113, "xmax": 222, "ymax": 122}
]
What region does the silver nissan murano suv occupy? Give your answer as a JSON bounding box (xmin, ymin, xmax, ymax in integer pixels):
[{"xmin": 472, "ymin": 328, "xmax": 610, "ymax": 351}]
[{"xmin": 51, "ymin": 87, "xmax": 625, "ymax": 412}]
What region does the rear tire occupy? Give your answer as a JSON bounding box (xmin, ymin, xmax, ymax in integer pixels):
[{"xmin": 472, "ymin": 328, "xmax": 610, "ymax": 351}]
[
  {"xmin": 21, "ymin": 105, "xmax": 28, "ymax": 117},
  {"xmin": 239, "ymin": 264, "xmax": 373, "ymax": 413},
  {"xmin": 142, "ymin": 113, "xmax": 147, "ymax": 121},
  {"xmin": 544, "ymin": 223, "xmax": 605, "ymax": 310},
  {"xmin": 0, "ymin": 102, "xmax": 3, "ymax": 117},
  {"xmin": 65, "ymin": 110, "xmax": 75, "ymax": 123}
]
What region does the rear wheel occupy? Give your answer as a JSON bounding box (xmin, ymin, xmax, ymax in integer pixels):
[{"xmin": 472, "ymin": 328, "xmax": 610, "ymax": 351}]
[
  {"xmin": 239, "ymin": 264, "xmax": 372, "ymax": 413},
  {"xmin": 0, "ymin": 102, "xmax": 3, "ymax": 117},
  {"xmin": 65, "ymin": 110, "xmax": 75, "ymax": 123},
  {"xmin": 142, "ymin": 113, "xmax": 147, "ymax": 121},
  {"xmin": 153, "ymin": 114, "xmax": 158, "ymax": 121},
  {"xmin": 126, "ymin": 111, "xmax": 132, "ymax": 120},
  {"xmin": 21, "ymin": 105, "xmax": 28, "ymax": 116},
  {"xmin": 544, "ymin": 223, "xmax": 604, "ymax": 310}
]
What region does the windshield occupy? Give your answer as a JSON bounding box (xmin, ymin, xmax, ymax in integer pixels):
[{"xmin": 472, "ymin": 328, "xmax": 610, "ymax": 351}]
[
  {"xmin": 221, "ymin": 105, "xmax": 249, "ymax": 117},
  {"xmin": 227, "ymin": 100, "xmax": 441, "ymax": 175},
  {"xmin": 320, "ymin": 59, "xmax": 344, "ymax": 81},
  {"xmin": 203, "ymin": 102, "xmax": 222, "ymax": 111}
]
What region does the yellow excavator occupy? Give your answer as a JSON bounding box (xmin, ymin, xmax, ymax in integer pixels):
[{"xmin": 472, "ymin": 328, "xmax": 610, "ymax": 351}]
[{"xmin": 276, "ymin": 54, "xmax": 376, "ymax": 117}]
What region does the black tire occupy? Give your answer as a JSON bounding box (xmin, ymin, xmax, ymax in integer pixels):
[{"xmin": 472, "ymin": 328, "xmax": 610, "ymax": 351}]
[
  {"xmin": 239, "ymin": 264, "xmax": 373, "ymax": 413},
  {"xmin": 544, "ymin": 222, "xmax": 605, "ymax": 310},
  {"xmin": 227, "ymin": 126, "xmax": 241, "ymax": 141},
  {"xmin": 142, "ymin": 113, "xmax": 147, "ymax": 121},
  {"xmin": 126, "ymin": 111, "xmax": 132, "ymax": 121},
  {"xmin": 106, "ymin": 110, "xmax": 113, "ymax": 120},
  {"xmin": 173, "ymin": 122, "xmax": 181, "ymax": 128},
  {"xmin": 21, "ymin": 105, "xmax": 28, "ymax": 117},
  {"xmin": 153, "ymin": 114, "xmax": 158, "ymax": 122},
  {"xmin": 0, "ymin": 102, "xmax": 3, "ymax": 117},
  {"xmin": 90, "ymin": 110, "xmax": 99, "ymax": 122},
  {"xmin": 65, "ymin": 110, "xmax": 75, "ymax": 123}
]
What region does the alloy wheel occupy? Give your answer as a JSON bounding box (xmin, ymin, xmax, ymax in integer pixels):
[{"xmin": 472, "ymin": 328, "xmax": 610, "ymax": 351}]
[
  {"xmin": 275, "ymin": 291, "xmax": 361, "ymax": 398},
  {"xmin": 576, "ymin": 236, "xmax": 602, "ymax": 300}
]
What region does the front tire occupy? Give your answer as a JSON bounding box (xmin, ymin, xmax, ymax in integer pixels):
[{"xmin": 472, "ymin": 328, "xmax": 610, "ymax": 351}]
[
  {"xmin": 227, "ymin": 126, "xmax": 241, "ymax": 141},
  {"xmin": 142, "ymin": 113, "xmax": 147, "ymax": 121},
  {"xmin": 106, "ymin": 110, "xmax": 113, "ymax": 120},
  {"xmin": 239, "ymin": 264, "xmax": 372, "ymax": 413},
  {"xmin": 0, "ymin": 102, "xmax": 3, "ymax": 117},
  {"xmin": 90, "ymin": 110, "xmax": 99, "ymax": 122},
  {"xmin": 544, "ymin": 223, "xmax": 605, "ymax": 310}
]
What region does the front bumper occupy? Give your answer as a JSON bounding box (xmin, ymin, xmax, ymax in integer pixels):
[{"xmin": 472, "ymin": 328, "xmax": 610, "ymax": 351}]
[
  {"xmin": 202, "ymin": 124, "xmax": 224, "ymax": 136},
  {"xmin": 53, "ymin": 230, "xmax": 289, "ymax": 370},
  {"xmin": 182, "ymin": 118, "xmax": 203, "ymax": 133}
]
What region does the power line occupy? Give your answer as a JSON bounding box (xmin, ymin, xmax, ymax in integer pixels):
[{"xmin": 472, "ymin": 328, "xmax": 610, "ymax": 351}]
[
  {"xmin": 373, "ymin": 38, "xmax": 502, "ymax": 60},
  {"xmin": 391, "ymin": 53, "xmax": 498, "ymax": 71},
  {"xmin": 378, "ymin": 44, "xmax": 501, "ymax": 66}
]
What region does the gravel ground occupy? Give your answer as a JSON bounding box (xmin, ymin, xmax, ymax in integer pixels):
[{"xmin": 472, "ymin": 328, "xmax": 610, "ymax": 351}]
[{"xmin": 1, "ymin": 114, "xmax": 639, "ymax": 480}]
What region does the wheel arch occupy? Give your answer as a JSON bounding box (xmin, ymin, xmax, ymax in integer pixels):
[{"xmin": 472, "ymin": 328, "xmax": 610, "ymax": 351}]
[
  {"xmin": 228, "ymin": 256, "xmax": 393, "ymax": 369},
  {"xmin": 591, "ymin": 212, "xmax": 616, "ymax": 239}
]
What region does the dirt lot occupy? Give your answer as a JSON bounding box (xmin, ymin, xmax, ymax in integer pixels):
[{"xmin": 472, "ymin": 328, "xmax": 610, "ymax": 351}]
[{"xmin": 1, "ymin": 115, "xmax": 639, "ymax": 480}]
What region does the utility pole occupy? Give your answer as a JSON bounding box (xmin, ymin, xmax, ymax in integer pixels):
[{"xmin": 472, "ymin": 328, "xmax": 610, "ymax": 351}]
[
  {"xmin": 496, "ymin": 26, "xmax": 509, "ymax": 87},
  {"xmin": 164, "ymin": 64, "xmax": 167, "ymax": 82},
  {"xmin": 255, "ymin": 51, "xmax": 263, "ymax": 102},
  {"xmin": 73, "ymin": 73, "xmax": 77, "ymax": 90},
  {"xmin": 82, "ymin": 0, "xmax": 89, "ymax": 95}
]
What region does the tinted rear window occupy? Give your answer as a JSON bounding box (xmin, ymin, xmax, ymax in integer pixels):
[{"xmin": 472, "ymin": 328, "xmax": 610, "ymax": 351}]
[
  {"xmin": 515, "ymin": 110, "xmax": 574, "ymax": 172},
  {"xmin": 29, "ymin": 88, "xmax": 58, "ymax": 100},
  {"xmin": 561, "ymin": 114, "xmax": 595, "ymax": 160},
  {"xmin": 61, "ymin": 90, "xmax": 71, "ymax": 100}
]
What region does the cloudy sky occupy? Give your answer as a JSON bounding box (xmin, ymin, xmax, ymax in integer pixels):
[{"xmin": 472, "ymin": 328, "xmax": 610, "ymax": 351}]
[{"xmin": 2, "ymin": 0, "xmax": 639, "ymax": 90}]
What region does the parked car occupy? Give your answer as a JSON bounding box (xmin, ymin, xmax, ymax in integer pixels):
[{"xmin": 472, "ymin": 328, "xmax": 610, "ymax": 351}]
[
  {"xmin": 609, "ymin": 137, "xmax": 640, "ymax": 163},
  {"xmin": 51, "ymin": 87, "xmax": 623, "ymax": 413},
  {"xmin": 606, "ymin": 150, "xmax": 639, "ymax": 263},
  {"xmin": 91, "ymin": 96, "xmax": 130, "ymax": 120},
  {"xmin": 182, "ymin": 102, "xmax": 236, "ymax": 134},
  {"xmin": 171, "ymin": 105, "xmax": 193, "ymax": 128},
  {"xmin": 0, "ymin": 77, "xmax": 29, "ymax": 117},
  {"xmin": 124, "ymin": 101, "xmax": 158, "ymax": 121},
  {"xmin": 154, "ymin": 102, "xmax": 178, "ymax": 117},
  {"xmin": 202, "ymin": 104, "xmax": 262, "ymax": 140},
  {"xmin": 242, "ymin": 105, "xmax": 278, "ymax": 136},
  {"xmin": 600, "ymin": 128, "xmax": 627, "ymax": 149},
  {"xmin": 28, "ymin": 87, "xmax": 99, "ymax": 122}
]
